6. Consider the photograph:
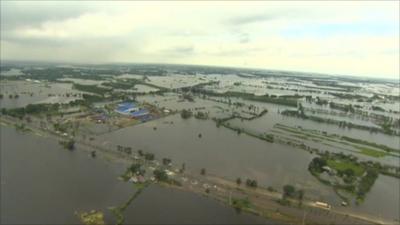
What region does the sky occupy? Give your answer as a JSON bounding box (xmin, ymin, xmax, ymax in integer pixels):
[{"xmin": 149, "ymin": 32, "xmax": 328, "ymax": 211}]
[{"xmin": 1, "ymin": 1, "xmax": 399, "ymax": 79}]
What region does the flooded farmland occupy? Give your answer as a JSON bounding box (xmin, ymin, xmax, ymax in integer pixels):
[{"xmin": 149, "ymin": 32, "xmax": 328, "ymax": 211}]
[
  {"xmin": 1, "ymin": 63, "xmax": 399, "ymax": 224},
  {"xmin": 0, "ymin": 125, "xmax": 273, "ymax": 224}
]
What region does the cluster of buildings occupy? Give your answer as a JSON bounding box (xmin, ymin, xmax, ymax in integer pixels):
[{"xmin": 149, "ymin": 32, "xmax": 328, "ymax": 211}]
[{"xmin": 89, "ymin": 101, "xmax": 153, "ymax": 124}]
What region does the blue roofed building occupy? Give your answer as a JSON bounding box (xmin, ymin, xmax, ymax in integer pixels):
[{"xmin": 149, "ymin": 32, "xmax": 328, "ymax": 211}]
[
  {"xmin": 115, "ymin": 102, "xmax": 150, "ymax": 121},
  {"xmin": 115, "ymin": 102, "xmax": 139, "ymax": 115}
]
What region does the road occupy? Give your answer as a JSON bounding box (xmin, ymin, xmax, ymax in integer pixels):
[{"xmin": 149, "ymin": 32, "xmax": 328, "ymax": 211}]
[{"xmin": 0, "ymin": 115, "xmax": 397, "ymax": 225}]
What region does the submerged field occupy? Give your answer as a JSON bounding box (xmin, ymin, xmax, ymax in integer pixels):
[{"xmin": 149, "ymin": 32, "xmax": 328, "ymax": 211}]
[{"xmin": 1, "ymin": 64, "xmax": 399, "ymax": 224}]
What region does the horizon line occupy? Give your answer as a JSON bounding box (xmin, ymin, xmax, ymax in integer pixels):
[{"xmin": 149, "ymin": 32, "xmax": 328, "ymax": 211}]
[{"xmin": 1, "ymin": 58, "xmax": 399, "ymax": 82}]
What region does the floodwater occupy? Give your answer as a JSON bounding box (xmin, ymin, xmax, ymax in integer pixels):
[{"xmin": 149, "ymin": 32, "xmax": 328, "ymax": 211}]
[
  {"xmin": 0, "ymin": 81, "xmax": 82, "ymax": 109},
  {"xmin": 349, "ymin": 174, "xmax": 400, "ymax": 222},
  {"xmin": 0, "ymin": 125, "xmax": 273, "ymax": 224},
  {"xmin": 228, "ymin": 107, "xmax": 399, "ymax": 150},
  {"xmin": 98, "ymin": 114, "xmax": 341, "ymax": 203},
  {"xmin": 124, "ymin": 185, "xmax": 271, "ymax": 224},
  {"xmin": 98, "ymin": 114, "xmax": 400, "ymax": 221}
]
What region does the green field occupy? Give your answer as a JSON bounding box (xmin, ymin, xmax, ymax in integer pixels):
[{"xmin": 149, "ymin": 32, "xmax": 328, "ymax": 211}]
[
  {"xmin": 355, "ymin": 146, "xmax": 388, "ymax": 158},
  {"xmin": 327, "ymin": 160, "xmax": 365, "ymax": 176}
]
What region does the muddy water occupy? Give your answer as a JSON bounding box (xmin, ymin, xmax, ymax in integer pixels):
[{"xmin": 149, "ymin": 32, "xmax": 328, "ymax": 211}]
[
  {"xmin": 228, "ymin": 107, "xmax": 399, "ymax": 150},
  {"xmin": 346, "ymin": 175, "xmax": 400, "ymax": 222},
  {"xmin": 0, "ymin": 81, "xmax": 82, "ymax": 109},
  {"xmin": 123, "ymin": 185, "xmax": 271, "ymax": 224},
  {"xmin": 98, "ymin": 114, "xmax": 341, "ymax": 203},
  {"xmin": 1, "ymin": 125, "xmax": 273, "ymax": 224},
  {"xmin": 98, "ymin": 114, "xmax": 400, "ymax": 221}
]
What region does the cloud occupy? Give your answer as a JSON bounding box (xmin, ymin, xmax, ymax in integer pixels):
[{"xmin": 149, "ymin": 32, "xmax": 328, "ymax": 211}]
[
  {"xmin": 0, "ymin": 1, "xmax": 398, "ymax": 78},
  {"xmin": 227, "ymin": 14, "xmax": 277, "ymax": 26},
  {"xmin": 0, "ymin": 1, "xmax": 92, "ymax": 31},
  {"xmin": 162, "ymin": 46, "xmax": 195, "ymax": 56},
  {"xmin": 239, "ymin": 33, "xmax": 250, "ymax": 44}
]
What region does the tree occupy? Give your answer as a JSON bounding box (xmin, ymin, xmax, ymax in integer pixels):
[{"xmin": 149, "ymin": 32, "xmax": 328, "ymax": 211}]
[
  {"xmin": 201, "ymin": 168, "xmax": 206, "ymax": 175},
  {"xmin": 246, "ymin": 179, "xmax": 257, "ymax": 188},
  {"xmin": 124, "ymin": 147, "xmax": 132, "ymax": 155},
  {"xmin": 180, "ymin": 109, "xmax": 193, "ymax": 119},
  {"xmin": 66, "ymin": 139, "xmax": 75, "ymax": 150},
  {"xmin": 180, "ymin": 163, "xmax": 186, "ymax": 173},
  {"xmin": 60, "ymin": 139, "xmax": 75, "ymax": 151},
  {"xmin": 309, "ymin": 157, "xmax": 327, "ymax": 173},
  {"xmin": 128, "ymin": 163, "xmax": 145, "ymax": 176},
  {"xmin": 162, "ymin": 158, "xmax": 172, "ymax": 166},
  {"xmin": 283, "ymin": 185, "xmax": 296, "ymax": 199},
  {"xmin": 343, "ymin": 168, "xmax": 355, "ymax": 177},
  {"xmin": 144, "ymin": 153, "xmax": 155, "ymax": 161},
  {"xmin": 138, "ymin": 149, "xmax": 144, "ymax": 157},
  {"xmin": 236, "ymin": 178, "xmax": 242, "ymax": 186},
  {"xmin": 153, "ymin": 169, "xmax": 168, "ymax": 182}
]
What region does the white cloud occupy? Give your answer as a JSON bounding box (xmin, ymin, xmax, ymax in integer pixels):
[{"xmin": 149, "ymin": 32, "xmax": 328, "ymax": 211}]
[{"xmin": 1, "ymin": 1, "xmax": 398, "ymax": 78}]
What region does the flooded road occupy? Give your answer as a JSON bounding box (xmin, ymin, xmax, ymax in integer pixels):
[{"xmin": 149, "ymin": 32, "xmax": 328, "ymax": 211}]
[
  {"xmin": 98, "ymin": 114, "xmax": 341, "ymax": 203},
  {"xmin": 98, "ymin": 114, "xmax": 400, "ymax": 221},
  {"xmin": 0, "ymin": 125, "xmax": 273, "ymax": 224}
]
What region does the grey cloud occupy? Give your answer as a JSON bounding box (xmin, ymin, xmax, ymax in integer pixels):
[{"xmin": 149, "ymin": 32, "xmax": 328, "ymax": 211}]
[
  {"xmin": 0, "ymin": 2, "xmax": 92, "ymax": 31},
  {"xmin": 227, "ymin": 14, "xmax": 276, "ymax": 26},
  {"xmin": 226, "ymin": 9, "xmax": 305, "ymax": 26},
  {"xmin": 239, "ymin": 33, "xmax": 250, "ymax": 44}
]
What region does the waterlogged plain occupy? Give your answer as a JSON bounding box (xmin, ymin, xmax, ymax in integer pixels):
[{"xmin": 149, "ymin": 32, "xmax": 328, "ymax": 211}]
[
  {"xmin": 1, "ymin": 126, "xmax": 133, "ymax": 224},
  {"xmin": 228, "ymin": 110, "xmax": 399, "ymax": 150},
  {"xmin": 98, "ymin": 114, "xmax": 343, "ymax": 202},
  {"xmin": 1, "ymin": 64, "xmax": 399, "ymax": 224},
  {"xmin": 0, "ymin": 80, "xmax": 83, "ymax": 108},
  {"xmin": 0, "ymin": 125, "xmax": 272, "ymax": 225}
]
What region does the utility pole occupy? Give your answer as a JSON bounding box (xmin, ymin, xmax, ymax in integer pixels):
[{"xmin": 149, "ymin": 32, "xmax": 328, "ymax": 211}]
[
  {"xmin": 302, "ymin": 210, "xmax": 307, "ymax": 225},
  {"xmin": 229, "ymin": 190, "xmax": 232, "ymax": 205}
]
